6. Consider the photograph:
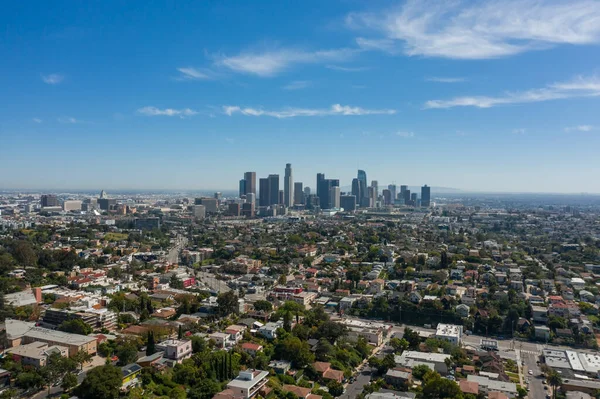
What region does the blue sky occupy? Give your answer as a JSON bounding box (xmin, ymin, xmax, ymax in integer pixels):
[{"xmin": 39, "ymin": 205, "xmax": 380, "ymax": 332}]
[{"xmin": 1, "ymin": 0, "xmax": 600, "ymax": 193}]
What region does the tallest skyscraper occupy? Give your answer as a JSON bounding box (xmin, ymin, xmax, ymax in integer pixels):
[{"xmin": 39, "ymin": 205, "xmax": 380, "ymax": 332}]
[
  {"xmin": 284, "ymin": 163, "xmax": 293, "ymax": 207},
  {"xmin": 357, "ymin": 170, "xmax": 368, "ymax": 207}
]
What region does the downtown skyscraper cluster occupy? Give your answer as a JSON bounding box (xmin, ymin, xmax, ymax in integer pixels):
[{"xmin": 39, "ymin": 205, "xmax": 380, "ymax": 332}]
[{"xmin": 238, "ymin": 164, "xmax": 432, "ymax": 214}]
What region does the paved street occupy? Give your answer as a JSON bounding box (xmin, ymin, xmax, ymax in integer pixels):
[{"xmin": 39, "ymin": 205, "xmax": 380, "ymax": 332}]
[
  {"xmin": 341, "ymin": 366, "xmax": 374, "ymax": 399},
  {"xmin": 522, "ymin": 350, "xmax": 547, "ymax": 399},
  {"xmin": 196, "ymin": 271, "xmax": 231, "ymax": 293},
  {"xmin": 167, "ymin": 235, "xmax": 187, "ymax": 264}
]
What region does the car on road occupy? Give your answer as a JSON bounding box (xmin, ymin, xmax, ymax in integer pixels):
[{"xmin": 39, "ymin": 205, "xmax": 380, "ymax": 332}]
[{"xmin": 529, "ymin": 370, "xmax": 533, "ymax": 375}]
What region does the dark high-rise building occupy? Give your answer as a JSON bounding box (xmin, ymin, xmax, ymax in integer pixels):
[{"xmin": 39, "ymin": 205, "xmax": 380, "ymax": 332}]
[
  {"xmin": 294, "ymin": 182, "xmax": 304, "ymax": 205},
  {"xmin": 268, "ymin": 174, "xmax": 279, "ymax": 206},
  {"xmin": 41, "ymin": 194, "xmax": 58, "ymax": 208},
  {"xmin": 306, "ymin": 194, "xmax": 319, "ymax": 210},
  {"xmin": 284, "ymin": 163, "xmax": 293, "ymax": 207},
  {"xmin": 278, "ymin": 190, "xmax": 284, "ymax": 205},
  {"xmin": 98, "ymin": 198, "xmax": 117, "ymax": 210},
  {"xmin": 403, "ymin": 189, "xmax": 411, "ymax": 205},
  {"xmin": 241, "ymin": 202, "xmax": 255, "ymax": 217},
  {"xmin": 351, "ymin": 178, "xmax": 361, "ymax": 201},
  {"xmin": 244, "ymin": 172, "xmax": 256, "ymax": 195},
  {"xmin": 340, "ymin": 195, "xmax": 357, "ymax": 212},
  {"xmin": 316, "ymin": 173, "xmax": 325, "ymax": 198},
  {"xmin": 304, "ymin": 187, "xmax": 311, "ymax": 197},
  {"xmin": 400, "ymin": 185, "xmax": 408, "ymax": 201},
  {"xmin": 357, "ymin": 170, "xmax": 367, "ymax": 206},
  {"xmin": 421, "ymin": 185, "xmax": 431, "ymax": 207},
  {"xmin": 239, "ymin": 179, "xmax": 246, "ymax": 197},
  {"xmin": 388, "ymin": 185, "xmax": 397, "ymax": 203},
  {"xmin": 318, "ymin": 178, "xmax": 332, "ymax": 209},
  {"xmin": 228, "ymin": 203, "xmax": 241, "ymax": 216},
  {"xmin": 410, "ymin": 192, "xmax": 417, "ymax": 205},
  {"xmin": 382, "ymin": 189, "xmax": 391, "ymax": 205},
  {"xmin": 259, "ymin": 178, "xmax": 270, "ymax": 207}
]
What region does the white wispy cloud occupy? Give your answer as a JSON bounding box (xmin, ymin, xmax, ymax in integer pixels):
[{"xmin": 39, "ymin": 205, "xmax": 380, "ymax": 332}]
[
  {"xmin": 346, "ymin": 0, "xmax": 600, "ymax": 59},
  {"xmin": 225, "ymin": 138, "xmax": 236, "ymax": 144},
  {"xmin": 137, "ymin": 106, "xmax": 198, "ymax": 117},
  {"xmin": 426, "ymin": 77, "xmax": 466, "ymax": 83},
  {"xmin": 396, "ymin": 131, "xmax": 415, "ymax": 138},
  {"xmin": 513, "ymin": 128, "xmax": 526, "ymax": 134},
  {"xmin": 424, "ymin": 75, "xmax": 600, "ymax": 109},
  {"xmin": 325, "ymin": 65, "xmax": 370, "ymax": 72},
  {"xmin": 42, "ymin": 74, "xmax": 64, "ymax": 85},
  {"xmin": 355, "ymin": 37, "xmax": 398, "ymax": 53},
  {"xmin": 564, "ymin": 125, "xmax": 594, "ymax": 132},
  {"xmin": 282, "ymin": 80, "xmax": 311, "ymax": 90},
  {"xmin": 32, "ymin": 118, "xmax": 42, "ymax": 123},
  {"xmin": 57, "ymin": 117, "xmax": 79, "ymax": 124},
  {"xmin": 215, "ymin": 48, "xmax": 356, "ymax": 77},
  {"xmin": 223, "ymin": 104, "xmax": 396, "ymax": 118},
  {"xmin": 176, "ymin": 67, "xmax": 215, "ymax": 80}
]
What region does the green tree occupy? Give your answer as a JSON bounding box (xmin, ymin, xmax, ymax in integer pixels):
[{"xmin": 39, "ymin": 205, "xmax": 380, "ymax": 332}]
[
  {"xmin": 403, "ymin": 327, "xmax": 420, "ymax": 349},
  {"xmin": 73, "ymin": 350, "xmax": 93, "ymax": 371},
  {"xmin": 13, "ymin": 240, "xmax": 37, "ymax": 266},
  {"xmin": 390, "ymin": 337, "xmax": 409, "ymax": 354},
  {"xmin": 188, "ymin": 379, "xmax": 222, "ymax": 399},
  {"xmin": 412, "ymin": 364, "xmax": 431, "ymax": 380},
  {"xmin": 217, "ymin": 291, "xmax": 239, "ymax": 316},
  {"xmin": 420, "ymin": 371, "xmax": 463, "ymax": 399},
  {"xmin": 253, "ymin": 300, "xmax": 273, "ymax": 312},
  {"xmin": 275, "ymin": 336, "xmax": 315, "ymax": 368},
  {"xmin": 61, "ymin": 373, "xmax": 78, "ymax": 392},
  {"xmin": 58, "ymin": 318, "xmax": 93, "ymax": 335},
  {"xmin": 115, "ymin": 339, "xmax": 139, "ymax": 366},
  {"xmin": 327, "ymin": 380, "xmax": 344, "ymax": 397},
  {"xmin": 75, "ymin": 365, "xmax": 122, "ymax": 399},
  {"xmin": 191, "ymin": 335, "xmax": 207, "ymax": 353},
  {"xmin": 16, "ymin": 372, "xmax": 44, "ymax": 390},
  {"xmin": 146, "ymin": 331, "xmax": 156, "ymax": 356},
  {"xmin": 316, "ymin": 321, "xmax": 348, "ymax": 343}
]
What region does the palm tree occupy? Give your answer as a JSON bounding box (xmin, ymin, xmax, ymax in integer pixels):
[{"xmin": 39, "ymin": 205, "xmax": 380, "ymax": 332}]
[{"xmin": 547, "ymin": 371, "xmax": 562, "ymax": 399}]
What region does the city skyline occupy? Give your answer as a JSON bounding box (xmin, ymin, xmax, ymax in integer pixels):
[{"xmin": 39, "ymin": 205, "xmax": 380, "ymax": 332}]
[{"xmin": 2, "ymin": 1, "xmax": 600, "ymax": 193}]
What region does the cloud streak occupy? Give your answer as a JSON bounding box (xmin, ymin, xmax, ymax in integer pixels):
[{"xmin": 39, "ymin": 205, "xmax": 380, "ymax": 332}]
[
  {"xmin": 223, "ymin": 104, "xmax": 396, "ymax": 118},
  {"xmin": 42, "ymin": 74, "xmax": 64, "ymax": 85},
  {"xmin": 214, "ymin": 48, "xmax": 357, "ymax": 77},
  {"xmin": 282, "ymin": 80, "xmax": 311, "ymax": 90},
  {"xmin": 564, "ymin": 125, "xmax": 594, "ymax": 132},
  {"xmin": 424, "ymin": 75, "xmax": 600, "ymax": 109},
  {"xmin": 57, "ymin": 117, "xmax": 79, "ymax": 124},
  {"xmin": 176, "ymin": 67, "xmax": 215, "ymax": 80},
  {"xmin": 396, "ymin": 131, "xmax": 415, "ymax": 138},
  {"xmin": 347, "ymin": 0, "xmax": 600, "ymax": 59},
  {"xmin": 325, "ymin": 65, "xmax": 370, "ymax": 72},
  {"xmin": 137, "ymin": 106, "xmax": 198, "ymax": 117}
]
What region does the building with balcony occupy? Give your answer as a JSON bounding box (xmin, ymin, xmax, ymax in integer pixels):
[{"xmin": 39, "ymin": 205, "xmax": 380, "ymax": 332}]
[{"xmin": 222, "ymin": 369, "xmax": 269, "ymax": 399}]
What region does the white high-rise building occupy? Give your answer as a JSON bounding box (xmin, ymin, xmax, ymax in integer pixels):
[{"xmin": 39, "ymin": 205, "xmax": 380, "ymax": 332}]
[
  {"xmin": 330, "ymin": 186, "xmax": 340, "ymax": 209},
  {"xmin": 284, "ymin": 163, "xmax": 293, "ymax": 207}
]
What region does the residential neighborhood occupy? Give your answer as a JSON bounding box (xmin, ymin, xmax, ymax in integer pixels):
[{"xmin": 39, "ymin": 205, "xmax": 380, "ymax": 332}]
[{"xmin": 0, "ymin": 189, "xmax": 599, "ymax": 399}]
